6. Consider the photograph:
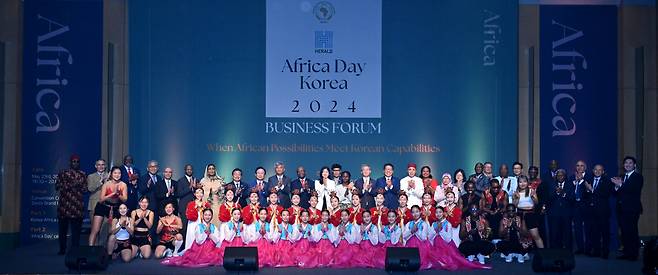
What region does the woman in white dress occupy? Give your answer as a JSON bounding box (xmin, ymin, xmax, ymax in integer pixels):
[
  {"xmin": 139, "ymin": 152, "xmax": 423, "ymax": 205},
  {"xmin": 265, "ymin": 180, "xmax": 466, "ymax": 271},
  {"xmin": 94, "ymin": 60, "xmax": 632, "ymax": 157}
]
[{"xmin": 199, "ymin": 163, "xmax": 224, "ymax": 228}]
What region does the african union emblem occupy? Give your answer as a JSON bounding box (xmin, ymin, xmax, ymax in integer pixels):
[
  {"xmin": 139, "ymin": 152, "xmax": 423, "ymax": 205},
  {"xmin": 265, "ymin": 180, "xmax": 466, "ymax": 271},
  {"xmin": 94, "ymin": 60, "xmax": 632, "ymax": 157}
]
[{"xmin": 313, "ymin": 1, "xmax": 335, "ymax": 23}]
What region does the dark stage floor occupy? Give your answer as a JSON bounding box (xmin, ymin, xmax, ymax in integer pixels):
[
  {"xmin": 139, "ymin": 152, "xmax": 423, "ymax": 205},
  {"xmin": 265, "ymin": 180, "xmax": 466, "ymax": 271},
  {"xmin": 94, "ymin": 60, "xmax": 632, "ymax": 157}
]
[{"xmin": 0, "ymin": 239, "xmax": 644, "ymax": 274}]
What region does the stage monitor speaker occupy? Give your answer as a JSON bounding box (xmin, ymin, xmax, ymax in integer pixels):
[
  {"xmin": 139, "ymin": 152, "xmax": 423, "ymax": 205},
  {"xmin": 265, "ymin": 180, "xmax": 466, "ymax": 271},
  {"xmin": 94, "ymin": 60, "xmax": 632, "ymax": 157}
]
[
  {"xmin": 532, "ymin": 248, "xmax": 575, "ymax": 273},
  {"xmin": 64, "ymin": 245, "xmax": 108, "ymax": 271},
  {"xmin": 223, "ymin": 247, "xmax": 258, "ymax": 271},
  {"xmin": 385, "ymin": 247, "xmax": 420, "ymax": 272}
]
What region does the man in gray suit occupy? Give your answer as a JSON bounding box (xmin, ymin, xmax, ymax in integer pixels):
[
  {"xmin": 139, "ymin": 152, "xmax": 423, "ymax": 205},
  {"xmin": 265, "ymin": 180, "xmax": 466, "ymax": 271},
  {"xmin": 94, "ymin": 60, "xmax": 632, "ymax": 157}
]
[
  {"xmin": 86, "ymin": 159, "xmax": 108, "ymax": 245},
  {"xmin": 86, "ymin": 159, "xmax": 108, "ymax": 219}
]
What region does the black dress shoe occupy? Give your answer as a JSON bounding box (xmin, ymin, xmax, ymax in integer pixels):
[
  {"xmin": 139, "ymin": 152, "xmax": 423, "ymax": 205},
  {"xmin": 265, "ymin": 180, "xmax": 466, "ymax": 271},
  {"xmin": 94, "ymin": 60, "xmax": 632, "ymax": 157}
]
[
  {"xmin": 57, "ymin": 250, "xmax": 66, "ymax": 255},
  {"xmin": 574, "ymin": 250, "xmax": 584, "ymax": 255},
  {"xmin": 600, "ymin": 254, "xmax": 608, "ymax": 259}
]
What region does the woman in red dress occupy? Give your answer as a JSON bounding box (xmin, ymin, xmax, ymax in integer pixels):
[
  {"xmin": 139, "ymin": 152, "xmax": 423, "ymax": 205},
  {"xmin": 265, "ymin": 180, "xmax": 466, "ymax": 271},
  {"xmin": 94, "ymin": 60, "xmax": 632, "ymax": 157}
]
[
  {"xmin": 328, "ymin": 195, "xmax": 341, "ymax": 226},
  {"xmin": 421, "ymin": 192, "xmax": 437, "ymax": 224},
  {"xmin": 307, "ymin": 194, "xmax": 322, "ymax": 225},
  {"xmin": 288, "ymin": 192, "xmax": 304, "ymax": 225},
  {"xmin": 155, "ymin": 203, "xmax": 184, "ymax": 258},
  {"xmin": 241, "ymin": 190, "xmax": 261, "ymax": 225},
  {"xmin": 218, "ymin": 188, "xmax": 241, "ymax": 223},
  {"xmin": 89, "ymin": 166, "xmax": 127, "ymax": 245},
  {"xmin": 183, "ymin": 188, "xmax": 211, "ymax": 252},
  {"xmin": 396, "ymin": 193, "xmax": 412, "ymax": 228},
  {"xmin": 347, "ymin": 194, "xmax": 363, "ymax": 225},
  {"xmin": 266, "ymin": 191, "xmax": 284, "ymax": 225},
  {"xmin": 370, "ymin": 192, "xmax": 389, "ymax": 228}
]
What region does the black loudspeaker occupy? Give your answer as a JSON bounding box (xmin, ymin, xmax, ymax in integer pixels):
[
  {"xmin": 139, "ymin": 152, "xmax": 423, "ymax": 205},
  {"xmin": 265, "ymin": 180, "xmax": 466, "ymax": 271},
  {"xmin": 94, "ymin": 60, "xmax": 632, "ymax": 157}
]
[
  {"xmin": 223, "ymin": 247, "xmax": 258, "ymax": 271},
  {"xmin": 532, "ymin": 248, "xmax": 575, "ymax": 273},
  {"xmin": 64, "ymin": 246, "xmax": 109, "ymax": 271},
  {"xmin": 385, "ymin": 247, "xmax": 420, "ymax": 272}
]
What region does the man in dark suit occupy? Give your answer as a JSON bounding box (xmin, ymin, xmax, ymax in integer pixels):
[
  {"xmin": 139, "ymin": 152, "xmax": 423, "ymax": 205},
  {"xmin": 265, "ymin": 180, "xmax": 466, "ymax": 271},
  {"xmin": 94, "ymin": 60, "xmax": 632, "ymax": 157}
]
[
  {"xmin": 290, "ymin": 166, "xmax": 313, "ymax": 209},
  {"xmin": 177, "ymin": 164, "xmax": 198, "ymax": 222},
  {"xmin": 225, "ymin": 168, "xmax": 249, "ymax": 207},
  {"xmin": 355, "ymin": 164, "xmax": 376, "ymax": 209},
  {"xmin": 375, "ymin": 163, "xmax": 400, "ymax": 210},
  {"xmin": 546, "ymin": 169, "xmax": 574, "ymax": 249},
  {"xmin": 586, "ymin": 164, "xmax": 612, "ymax": 258},
  {"xmin": 176, "ymin": 164, "xmax": 197, "ymax": 252},
  {"xmin": 612, "ymin": 156, "xmax": 644, "ymax": 261},
  {"xmin": 120, "ymin": 155, "xmax": 140, "ymax": 211},
  {"xmin": 542, "ymin": 159, "xmax": 560, "ymax": 183},
  {"xmin": 138, "ymin": 160, "xmax": 160, "ymax": 211},
  {"xmin": 267, "ymin": 162, "xmax": 291, "ymax": 208},
  {"xmin": 249, "ymin": 167, "xmax": 269, "ymax": 207},
  {"xmin": 568, "ymin": 160, "xmax": 593, "ymax": 254},
  {"xmin": 155, "ymin": 167, "xmax": 178, "ymax": 216}
]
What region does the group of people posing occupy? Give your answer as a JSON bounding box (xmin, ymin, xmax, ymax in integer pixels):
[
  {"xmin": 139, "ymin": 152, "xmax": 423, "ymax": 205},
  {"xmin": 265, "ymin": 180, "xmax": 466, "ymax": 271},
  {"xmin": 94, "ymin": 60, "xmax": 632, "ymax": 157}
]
[{"xmin": 54, "ymin": 155, "xmax": 644, "ymax": 270}]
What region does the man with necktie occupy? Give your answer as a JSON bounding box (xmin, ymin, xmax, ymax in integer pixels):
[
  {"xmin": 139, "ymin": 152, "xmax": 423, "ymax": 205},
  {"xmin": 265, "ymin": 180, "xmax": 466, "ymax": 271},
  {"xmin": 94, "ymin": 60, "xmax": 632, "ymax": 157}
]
[
  {"xmin": 546, "ymin": 169, "xmax": 574, "ymax": 249},
  {"xmin": 120, "ymin": 155, "xmax": 140, "ymax": 210},
  {"xmin": 586, "ymin": 164, "xmax": 612, "ymax": 258},
  {"xmin": 250, "ymin": 167, "xmax": 269, "ymax": 206},
  {"xmin": 375, "ymin": 163, "xmax": 400, "ymax": 209},
  {"xmin": 86, "ymin": 159, "xmax": 108, "ymax": 222},
  {"xmin": 139, "ymin": 160, "xmax": 160, "ymax": 212},
  {"xmin": 226, "ymin": 168, "xmax": 249, "ymax": 207},
  {"xmin": 355, "ymin": 164, "xmax": 376, "ymax": 209},
  {"xmin": 290, "ymin": 166, "xmax": 313, "ymax": 209},
  {"xmin": 267, "ymin": 162, "xmax": 291, "ymax": 208},
  {"xmin": 611, "ymin": 156, "xmax": 644, "ymax": 261},
  {"xmin": 569, "ymin": 160, "xmax": 592, "ymax": 254},
  {"xmin": 156, "ymin": 167, "xmax": 178, "ymax": 216}
]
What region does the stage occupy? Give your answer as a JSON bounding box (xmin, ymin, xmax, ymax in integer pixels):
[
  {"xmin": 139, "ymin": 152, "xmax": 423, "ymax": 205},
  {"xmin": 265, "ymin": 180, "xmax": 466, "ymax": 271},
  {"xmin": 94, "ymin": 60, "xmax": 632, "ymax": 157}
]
[{"xmin": 0, "ymin": 239, "xmax": 644, "ymax": 274}]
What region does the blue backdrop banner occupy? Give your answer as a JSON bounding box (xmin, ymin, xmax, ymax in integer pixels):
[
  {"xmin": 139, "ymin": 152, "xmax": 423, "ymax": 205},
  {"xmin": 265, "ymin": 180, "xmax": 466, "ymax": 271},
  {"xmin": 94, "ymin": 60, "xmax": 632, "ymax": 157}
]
[
  {"xmin": 21, "ymin": 0, "xmax": 103, "ymax": 243},
  {"xmin": 129, "ymin": 0, "xmax": 518, "ymax": 180},
  {"xmin": 540, "ymin": 5, "xmax": 618, "ymax": 176}
]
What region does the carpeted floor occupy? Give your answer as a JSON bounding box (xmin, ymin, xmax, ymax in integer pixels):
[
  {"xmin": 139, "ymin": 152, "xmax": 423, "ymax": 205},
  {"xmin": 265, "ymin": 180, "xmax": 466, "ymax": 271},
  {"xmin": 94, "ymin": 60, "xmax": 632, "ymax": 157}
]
[{"xmin": 0, "ymin": 239, "xmax": 644, "ymax": 274}]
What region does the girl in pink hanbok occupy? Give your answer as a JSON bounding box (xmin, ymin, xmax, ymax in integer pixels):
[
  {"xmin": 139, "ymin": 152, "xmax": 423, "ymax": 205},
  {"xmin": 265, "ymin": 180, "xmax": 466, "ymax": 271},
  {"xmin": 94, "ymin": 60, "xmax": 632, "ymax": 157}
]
[
  {"xmin": 332, "ymin": 210, "xmax": 360, "ymax": 268},
  {"xmin": 354, "ymin": 210, "xmax": 379, "ymax": 268},
  {"xmin": 244, "ymin": 208, "xmax": 277, "ymax": 267},
  {"xmin": 403, "ymin": 205, "xmax": 433, "ymax": 269},
  {"xmin": 308, "ymin": 210, "xmax": 339, "ymax": 268}
]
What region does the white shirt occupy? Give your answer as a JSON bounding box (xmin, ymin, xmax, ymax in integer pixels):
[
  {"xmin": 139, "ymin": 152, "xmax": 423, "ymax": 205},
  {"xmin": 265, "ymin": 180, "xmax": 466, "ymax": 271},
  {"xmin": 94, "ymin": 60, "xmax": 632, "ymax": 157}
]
[
  {"xmin": 361, "ymin": 177, "xmax": 372, "ymax": 193},
  {"xmin": 384, "ymin": 177, "xmax": 394, "ymax": 190},
  {"xmin": 400, "ymin": 176, "xmax": 424, "ymax": 208},
  {"xmin": 496, "ymin": 176, "xmax": 517, "ymax": 203}
]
